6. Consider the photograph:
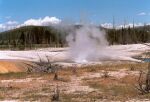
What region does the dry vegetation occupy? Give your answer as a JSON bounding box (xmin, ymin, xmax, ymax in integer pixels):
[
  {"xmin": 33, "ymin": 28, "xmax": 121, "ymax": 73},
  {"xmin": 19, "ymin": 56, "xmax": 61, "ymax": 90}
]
[{"xmin": 0, "ymin": 62, "xmax": 150, "ymax": 102}]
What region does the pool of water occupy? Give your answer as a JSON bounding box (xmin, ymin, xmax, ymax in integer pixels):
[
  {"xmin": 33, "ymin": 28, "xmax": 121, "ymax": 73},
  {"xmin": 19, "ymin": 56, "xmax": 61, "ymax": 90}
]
[
  {"xmin": 133, "ymin": 56, "xmax": 150, "ymax": 62},
  {"xmin": 142, "ymin": 58, "xmax": 150, "ymax": 62}
]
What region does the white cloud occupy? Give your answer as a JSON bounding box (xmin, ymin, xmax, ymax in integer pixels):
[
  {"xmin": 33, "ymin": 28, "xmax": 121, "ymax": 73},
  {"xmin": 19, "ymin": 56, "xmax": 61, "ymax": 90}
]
[
  {"xmin": 101, "ymin": 22, "xmax": 145, "ymax": 29},
  {"xmin": 23, "ymin": 16, "xmax": 61, "ymax": 26},
  {"xmin": 100, "ymin": 23, "xmax": 113, "ymax": 29},
  {"xmin": 138, "ymin": 12, "xmax": 146, "ymax": 16},
  {"xmin": 0, "ymin": 16, "xmax": 150, "ymax": 32},
  {"xmin": 0, "ymin": 24, "xmax": 5, "ymax": 29},
  {"xmin": 6, "ymin": 21, "xmax": 18, "ymax": 25},
  {"xmin": 0, "ymin": 16, "xmax": 61, "ymax": 32},
  {"xmin": 0, "ymin": 21, "xmax": 19, "ymax": 32},
  {"xmin": 117, "ymin": 23, "xmax": 143, "ymax": 29}
]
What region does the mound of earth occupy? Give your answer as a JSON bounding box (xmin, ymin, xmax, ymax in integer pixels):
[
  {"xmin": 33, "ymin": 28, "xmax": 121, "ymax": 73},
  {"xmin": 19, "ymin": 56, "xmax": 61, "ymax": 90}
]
[{"xmin": 0, "ymin": 60, "xmax": 34, "ymax": 73}]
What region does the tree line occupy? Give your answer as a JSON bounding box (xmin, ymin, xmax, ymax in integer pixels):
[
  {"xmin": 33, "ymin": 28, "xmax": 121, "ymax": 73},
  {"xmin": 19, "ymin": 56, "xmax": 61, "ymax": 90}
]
[
  {"xmin": 0, "ymin": 25, "xmax": 150, "ymax": 50},
  {"xmin": 0, "ymin": 26, "xmax": 66, "ymax": 50},
  {"xmin": 106, "ymin": 25, "xmax": 150, "ymax": 45}
]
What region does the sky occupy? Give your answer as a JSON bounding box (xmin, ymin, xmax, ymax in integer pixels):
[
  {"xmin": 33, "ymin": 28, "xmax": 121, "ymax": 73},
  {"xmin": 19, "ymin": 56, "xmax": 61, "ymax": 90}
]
[{"xmin": 0, "ymin": 0, "xmax": 150, "ymax": 30}]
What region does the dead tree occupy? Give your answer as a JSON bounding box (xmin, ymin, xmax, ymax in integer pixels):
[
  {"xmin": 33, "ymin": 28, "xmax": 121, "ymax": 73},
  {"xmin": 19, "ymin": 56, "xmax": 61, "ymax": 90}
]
[
  {"xmin": 137, "ymin": 44, "xmax": 150, "ymax": 94},
  {"xmin": 51, "ymin": 85, "xmax": 60, "ymax": 101},
  {"xmin": 135, "ymin": 43, "xmax": 150, "ymax": 94},
  {"xmin": 136, "ymin": 63, "xmax": 150, "ymax": 94},
  {"xmin": 72, "ymin": 64, "xmax": 77, "ymax": 75},
  {"xmin": 53, "ymin": 72, "xmax": 58, "ymax": 80},
  {"xmin": 102, "ymin": 70, "xmax": 109, "ymax": 78},
  {"xmin": 36, "ymin": 53, "xmax": 60, "ymax": 73},
  {"xmin": 145, "ymin": 63, "xmax": 150, "ymax": 92}
]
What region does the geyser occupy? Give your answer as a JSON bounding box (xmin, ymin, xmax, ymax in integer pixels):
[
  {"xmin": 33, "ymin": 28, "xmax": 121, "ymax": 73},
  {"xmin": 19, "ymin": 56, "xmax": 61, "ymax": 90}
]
[{"xmin": 66, "ymin": 25, "xmax": 109, "ymax": 63}]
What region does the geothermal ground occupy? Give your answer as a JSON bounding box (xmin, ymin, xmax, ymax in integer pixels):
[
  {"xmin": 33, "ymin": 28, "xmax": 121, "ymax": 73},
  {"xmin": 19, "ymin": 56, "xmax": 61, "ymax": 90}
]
[
  {"xmin": 0, "ymin": 43, "xmax": 149, "ymax": 73},
  {"xmin": 0, "ymin": 43, "xmax": 149, "ymax": 67},
  {"xmin": 0, "ymin": 43, "xmax": 149, "ymax": 102},
  {"xmin": 0, "ymin": 63, "xmax": 150, "ymax": 101}
]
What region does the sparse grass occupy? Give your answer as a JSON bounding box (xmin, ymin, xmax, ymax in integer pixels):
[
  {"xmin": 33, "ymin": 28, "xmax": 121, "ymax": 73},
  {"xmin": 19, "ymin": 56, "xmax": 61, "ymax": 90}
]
[
  {"xmin": 0, "ymin": 86, "xmax": 20, "ymax": 91},
  {"xmin": 57, "ymin": 77, "xmax": 71, "ymax": 82},
  {"xmin": 77, "ymin": 63, "xmax": 148, "ymax": 74},
  {"xmin": 0, "ymin": 72, "xmax": 56, "ymax": 80},
  {"xmin": 109, "ymin": 85, "xmax": 137, "ymax": 97},
  {"xmin": 0, "ymin": 94, "xmax": 4, "ymax": 100},
  {"xmin": 141, "ymin": 93, "xmax": 150, "ymax": 99},
  {"xmin": 84, "ymin": 81, "xmax": 138, "ymax": 101},
  {"xmin": 120, "ymin": 75, "xmax": 137, "ymax": 84},
  {"xmin": 81, "ymin": 71, "xmax": 142, "ymax": 101},
  {"xmin": 0, "ymin": 72, "xmax": 28, "ymax": 79},
  {"xmin": 23, "ymin": 94, "xmax": 49, "ymax": 101},
  {"xmin": 0, "ymin": 62, "xmax": 149, "ymax": 101},
  {"xmin": 82, "ymin": 77, "xmax": 113, "ymax": 90},
  {"xmin": 41, "ymin": 87, "xmax": 51, "ymax": 92},
  {"xmin": 61, "ymin": 93, "xmax": 87, "ymax": 102}
]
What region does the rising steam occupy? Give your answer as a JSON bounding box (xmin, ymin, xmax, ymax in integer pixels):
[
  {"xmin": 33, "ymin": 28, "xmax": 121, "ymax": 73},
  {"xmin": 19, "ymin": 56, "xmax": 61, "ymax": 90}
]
[{"xmin": 66, "ymin": 25, "xmax": 109, "ymax": 63}]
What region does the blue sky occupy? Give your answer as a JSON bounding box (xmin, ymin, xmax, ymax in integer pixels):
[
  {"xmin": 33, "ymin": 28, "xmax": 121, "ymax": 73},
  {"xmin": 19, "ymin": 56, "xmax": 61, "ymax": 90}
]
[{"xmin": 0, "ymin": 0, "xmax": 150, "ymax": 25}]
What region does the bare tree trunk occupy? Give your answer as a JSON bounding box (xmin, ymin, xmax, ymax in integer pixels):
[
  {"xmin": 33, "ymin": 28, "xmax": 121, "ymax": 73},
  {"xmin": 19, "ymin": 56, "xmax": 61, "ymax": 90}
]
[{"xmin": 145, "ymin": 63, "xmax": 150, "ymax": 92}]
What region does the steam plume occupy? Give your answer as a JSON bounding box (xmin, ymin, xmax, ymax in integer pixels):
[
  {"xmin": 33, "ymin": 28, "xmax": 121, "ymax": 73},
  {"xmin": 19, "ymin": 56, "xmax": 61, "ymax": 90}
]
[{"xmin": 66, "ymin": 25, "xmax": 109, "ymax": 63}]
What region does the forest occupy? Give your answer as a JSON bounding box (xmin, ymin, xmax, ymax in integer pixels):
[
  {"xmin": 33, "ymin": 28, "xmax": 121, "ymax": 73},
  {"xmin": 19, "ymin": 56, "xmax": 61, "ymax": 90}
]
[{"xmin": 0, "ymin": 25, "xmax": 150, "ymax": 50}]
